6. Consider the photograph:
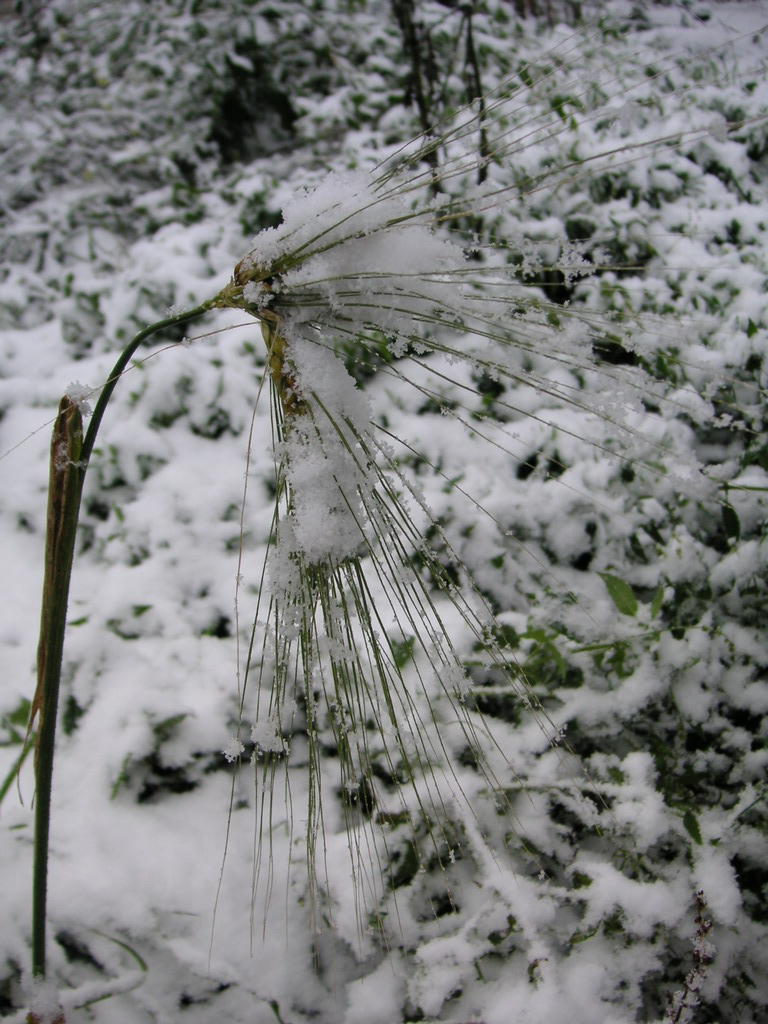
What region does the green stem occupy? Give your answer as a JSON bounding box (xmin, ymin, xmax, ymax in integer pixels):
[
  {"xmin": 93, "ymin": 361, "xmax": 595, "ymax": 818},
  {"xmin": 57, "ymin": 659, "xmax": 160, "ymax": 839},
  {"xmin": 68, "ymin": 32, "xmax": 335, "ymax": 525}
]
[
  {"xmin": 30, "ymin": 303, "xmax": 212, "ymax": 979},
  {"xmin": 81, "ymin": 304, "xmax": 216, "ymax": 466}
]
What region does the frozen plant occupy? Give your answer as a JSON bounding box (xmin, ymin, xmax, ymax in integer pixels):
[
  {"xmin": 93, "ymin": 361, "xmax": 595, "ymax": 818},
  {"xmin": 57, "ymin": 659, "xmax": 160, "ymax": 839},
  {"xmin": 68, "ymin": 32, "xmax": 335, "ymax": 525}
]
[
  {"xmin": 215, "ymin": 169, "xmax": 568, "ymax": 920},
  {"xmin": 206, "ymin": 125, "xmax": 729, "ymax": 928},
  {"xmin": 6, "ymin": 3, "xmax": 768, "ymax": 1020}
]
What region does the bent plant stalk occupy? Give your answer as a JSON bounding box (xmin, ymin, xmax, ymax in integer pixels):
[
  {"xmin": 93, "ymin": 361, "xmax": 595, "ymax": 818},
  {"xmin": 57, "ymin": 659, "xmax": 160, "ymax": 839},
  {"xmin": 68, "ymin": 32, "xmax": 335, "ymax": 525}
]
[
  {"xmin": 25, "ymin": 251, "xmax": 354, "ymax": 997},
  {"xmin": 27, "ymin": 304, "xmax": 213, "ymax": 996},
  {"xmin": 24, "ymin": 150, "xmax": 641, "ymax": 1000}
]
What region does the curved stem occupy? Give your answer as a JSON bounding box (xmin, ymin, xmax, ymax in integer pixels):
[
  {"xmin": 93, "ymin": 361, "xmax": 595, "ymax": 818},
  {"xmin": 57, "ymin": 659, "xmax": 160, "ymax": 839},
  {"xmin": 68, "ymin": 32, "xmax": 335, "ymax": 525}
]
[
  {"xmin": 30, "ymin": 302, "xmax": 213, "ymax": 979},
  {"xmin": 81, "ymin": 302, "xmax": 215, "ymax": 465}
]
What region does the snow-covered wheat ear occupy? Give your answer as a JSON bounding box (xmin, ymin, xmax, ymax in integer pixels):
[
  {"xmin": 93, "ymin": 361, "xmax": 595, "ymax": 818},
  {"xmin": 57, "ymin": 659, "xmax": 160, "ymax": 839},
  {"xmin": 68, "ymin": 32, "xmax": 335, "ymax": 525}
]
[{"xmin": 215, "ymin": 195, "xmax": 582, "ymax": 939}]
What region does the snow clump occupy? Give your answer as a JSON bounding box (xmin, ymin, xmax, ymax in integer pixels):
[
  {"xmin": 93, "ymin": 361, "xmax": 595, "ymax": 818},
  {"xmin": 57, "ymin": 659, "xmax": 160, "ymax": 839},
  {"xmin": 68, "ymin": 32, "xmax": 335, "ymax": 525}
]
[{"xmin": 237, "ymin": 170, "xmax": 467, "ymax": 344}]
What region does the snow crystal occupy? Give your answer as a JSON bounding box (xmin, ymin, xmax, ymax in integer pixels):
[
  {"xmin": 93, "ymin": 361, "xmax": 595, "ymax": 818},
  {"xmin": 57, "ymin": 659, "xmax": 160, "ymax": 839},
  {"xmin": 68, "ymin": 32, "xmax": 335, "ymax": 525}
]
[
  {"xmin": 238, "ymin": 169, "xmax": 468, "ymax": 347},
  {"xmin": 251, "ymin": 715, "xmax": 287, "ymax": 755},
  {"xmin": 556, "ymin": 241, "xmax": 594, "ymax": 285},
  {"xmin": 222, "ymin": 736, "xmax": 245, "ymax": 763},
  {"xmin": 65, "ymin": 380, "xmax": 93, "ymax": 416},
  {"xmin": 271, "ymin": 335, "xmax": 380, "ymax": 567}
]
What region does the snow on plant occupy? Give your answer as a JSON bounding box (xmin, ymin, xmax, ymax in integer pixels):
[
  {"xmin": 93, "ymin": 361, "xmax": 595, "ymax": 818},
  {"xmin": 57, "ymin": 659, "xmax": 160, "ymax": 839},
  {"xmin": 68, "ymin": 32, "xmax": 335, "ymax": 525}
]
[
  {"xmin": 207, "ymin": 100, "xmax": 742, "ymax": 932},
  {"xmin": 3, "ymin": 2, "xmax": 768, "ymax": 1021},
  {"xmin": 203, "ymin": 24, "xmax": 768, "ymax": 1011},
  {"xmin": 214, "ymin": 174, "xmax": 564, "ymax": 920}
]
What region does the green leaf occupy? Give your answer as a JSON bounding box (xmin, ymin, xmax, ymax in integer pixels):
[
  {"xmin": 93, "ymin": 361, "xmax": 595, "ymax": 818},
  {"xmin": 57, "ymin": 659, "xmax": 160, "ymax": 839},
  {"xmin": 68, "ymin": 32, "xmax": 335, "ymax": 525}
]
[
  {"xmin": 152, "ymin": 713, "xmax": 187, "ymax": 743},
  {"xmin": 722, "ymin": 504, "xmax": 740, "ymax": 545},
  {"xmin": 569, "ymin": 924, "xmax": 599, "ymax": 945},
  {"xmin": 650, "ymin": 585, "xmax": 664, "ymax": 619},
  {"xmin": 391, "ymin": 636, "xmax": 415, "ymax": 670},
  {"xmin": 0, "ymin": 737, "xmax": 35, "ymax": 808},
  {"xmin": 683, "ymin": 808, "xmax": 702, "ymax": 845},
  {"xmin": 98, "ymin": 931, "xmax": 149, "ymax": 972},
  {"xmin": 598, "ymin": 572, "xmax": 638, "ymax": 616}
]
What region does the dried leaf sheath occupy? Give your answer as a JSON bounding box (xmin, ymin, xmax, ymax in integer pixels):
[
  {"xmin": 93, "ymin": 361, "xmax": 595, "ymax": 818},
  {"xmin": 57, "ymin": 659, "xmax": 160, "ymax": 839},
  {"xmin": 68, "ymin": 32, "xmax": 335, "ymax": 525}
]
[
  {"xmin": 29, "ymin": 396, "xmax": 85, "ymax": 981},
  {"xmin": 31, "ymin": 401, "xmax": 84, "ymax": 751}
]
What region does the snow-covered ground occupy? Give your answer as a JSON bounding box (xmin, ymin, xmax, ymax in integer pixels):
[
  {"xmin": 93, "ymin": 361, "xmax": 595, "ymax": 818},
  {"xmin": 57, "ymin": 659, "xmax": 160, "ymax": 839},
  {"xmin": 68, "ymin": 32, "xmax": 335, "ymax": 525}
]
[{"xmin": 1, "ymin": 2, "xmax": 767, "ymax": 1021}]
